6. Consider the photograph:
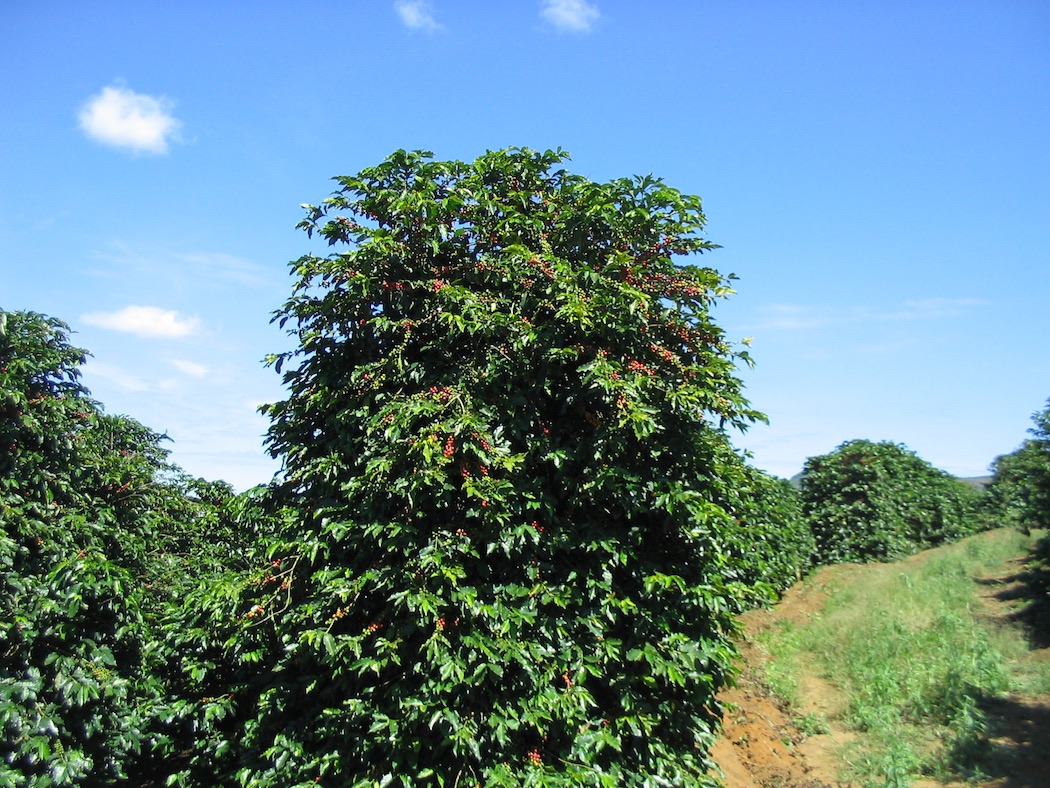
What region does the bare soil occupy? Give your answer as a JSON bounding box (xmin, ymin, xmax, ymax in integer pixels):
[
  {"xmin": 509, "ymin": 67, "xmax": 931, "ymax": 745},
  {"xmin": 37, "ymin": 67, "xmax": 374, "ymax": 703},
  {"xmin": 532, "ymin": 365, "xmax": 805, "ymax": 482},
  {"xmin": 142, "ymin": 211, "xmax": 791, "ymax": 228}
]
[{"xmin": 709, "ymin": 553, "xmax": 1050, "ymax": 787}]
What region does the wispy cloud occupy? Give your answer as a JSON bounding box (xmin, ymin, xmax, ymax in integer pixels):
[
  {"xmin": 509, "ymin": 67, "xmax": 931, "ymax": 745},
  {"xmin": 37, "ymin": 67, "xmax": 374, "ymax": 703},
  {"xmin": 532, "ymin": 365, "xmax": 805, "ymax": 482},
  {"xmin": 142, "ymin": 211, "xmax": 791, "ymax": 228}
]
[
  {"xmin": 78, "ymin": 82, "xmax": 182, "ymax": 155},
  {"xmin": 756, "ymin": 304, "xmax": 830, "ymax": 331},
  {"xmin": 92, "ymin": 243, "xmax": 280, "ymax": 292},
  {"xmin": 81, "ymin": 305, "xmax": 201, "ymax": 338},
  {"xmin": 171, "ymin": 359, "xmax": 208, "ymax": 378},
  {"xmin": 83, "ymin": 361, "xmax": 163, "ymax": 392},
  {"xmin": 175, "ymin": 251, "xmax": 278, "ymax": 289},
  {"xmin": 541, "ymin": 0, "xmax": 600, "ymax": 32},
  {"xmin": 894, "ymin": 297, "xmax": 986, "ymax": 319},
  {"xmin": 395, "ymin": 0, "xmax": 442, "ymax": 32},
  {"xmin": 753, "ymin": 298, "xmax": 986, "ymax": 331}
]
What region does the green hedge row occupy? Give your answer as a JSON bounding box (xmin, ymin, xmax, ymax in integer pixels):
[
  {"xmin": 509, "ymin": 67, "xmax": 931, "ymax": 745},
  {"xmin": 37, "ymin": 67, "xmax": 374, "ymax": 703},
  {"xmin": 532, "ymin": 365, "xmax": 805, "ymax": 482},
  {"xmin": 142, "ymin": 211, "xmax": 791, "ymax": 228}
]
[{"xmin": 799, "ymin": 439, "xmax": 985, "ymax": 565}]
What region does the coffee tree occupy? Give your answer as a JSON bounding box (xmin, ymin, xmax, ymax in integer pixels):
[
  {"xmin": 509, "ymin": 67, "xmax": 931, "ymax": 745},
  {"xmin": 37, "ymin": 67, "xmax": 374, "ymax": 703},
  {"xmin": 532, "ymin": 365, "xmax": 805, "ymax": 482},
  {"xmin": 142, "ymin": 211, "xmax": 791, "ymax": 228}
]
[
  {"xmin": 984, "ymin": 399, "xmax": 1050, "ymax": 533},
  {"xmin": 188, "ymin": 148, "xmax": 766, "ymax": 786},
  {"xmin": 0, "ymin": 310, "xmax": 238, "ymax": 785},
  {"xmin": 984, "ymin": 400, "xmax": 1050, "ymax": 616},
  {"xmin": 718, "ymin": 463, "xmax": 813, "ymax": 592},
  {"xmin": 800, "ymin": 439, "xmax": 983, "ymax": 565}
]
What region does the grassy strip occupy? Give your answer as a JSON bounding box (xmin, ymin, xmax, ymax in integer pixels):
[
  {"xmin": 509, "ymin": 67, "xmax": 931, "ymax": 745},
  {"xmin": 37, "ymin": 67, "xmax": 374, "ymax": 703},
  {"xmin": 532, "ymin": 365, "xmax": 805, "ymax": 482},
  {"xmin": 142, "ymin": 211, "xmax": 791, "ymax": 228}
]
[{"xmin": 757, "ymin": 528, "xmax": 1050, "ymax": 786}]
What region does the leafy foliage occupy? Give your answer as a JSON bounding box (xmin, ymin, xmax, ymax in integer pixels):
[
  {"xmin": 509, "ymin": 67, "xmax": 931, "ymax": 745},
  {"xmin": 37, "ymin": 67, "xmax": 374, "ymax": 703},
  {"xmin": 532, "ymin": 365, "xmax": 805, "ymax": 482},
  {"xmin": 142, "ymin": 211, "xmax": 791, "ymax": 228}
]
[
  {"xmin": 178, "ymin": 148, "xmax": 767, "ymax": 786},
  {"xmin": 984, "ymin": 399, "xmax": 1050, "ymax": 533},
  {"xmin": 0, "ymin": 310, "xmax": 239, "ymax": 785},
  {"xmin": 719, "ymin": 464, "xmax": 813, "ymax": 594},
  {"xmin": 800, "ymin": 439, "xmax": 983, "ymax": 565},
  {"xmin": 983, "ymin": 441, "xmax": 1049, "ymax": 532},
  {"xmin": 984, "ymin": 399, "xmax": 1050, "ymax": 617}
]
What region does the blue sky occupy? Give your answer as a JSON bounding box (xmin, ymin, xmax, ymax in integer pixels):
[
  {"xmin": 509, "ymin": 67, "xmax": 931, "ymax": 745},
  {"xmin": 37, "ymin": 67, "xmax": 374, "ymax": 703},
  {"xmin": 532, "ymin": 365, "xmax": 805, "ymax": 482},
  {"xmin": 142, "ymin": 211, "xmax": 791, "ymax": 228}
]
[{"xmin": 2, "ymin": 1, "xmax": 1048, "ymax": 490}]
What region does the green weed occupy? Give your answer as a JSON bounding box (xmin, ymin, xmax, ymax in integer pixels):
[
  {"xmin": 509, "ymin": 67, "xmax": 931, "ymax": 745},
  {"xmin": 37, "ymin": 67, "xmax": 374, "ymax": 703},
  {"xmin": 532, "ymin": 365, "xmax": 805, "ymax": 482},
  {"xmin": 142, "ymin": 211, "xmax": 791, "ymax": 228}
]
[
  {"xmin": 760, "ymin": 528, "xmax": 1049, "ymax": 785},
  {"xmin": 794, "ymin": 712, "xmax": 830, "ymax": 736}
]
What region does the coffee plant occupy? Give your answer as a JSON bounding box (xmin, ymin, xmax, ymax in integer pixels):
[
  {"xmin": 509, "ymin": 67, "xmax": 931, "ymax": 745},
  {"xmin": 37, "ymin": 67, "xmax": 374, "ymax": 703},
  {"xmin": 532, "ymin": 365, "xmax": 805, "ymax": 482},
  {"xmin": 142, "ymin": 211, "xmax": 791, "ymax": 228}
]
[
  {"xmin": 800, "ymin": 439, "xmax": 983, "ymax": 565},
  {"xmin": 175, "ymin": 148, "xmax": 768, "ymax": 786},
  {"xmin": 718, "ymin": 462, "xmax": 812, "ymax": 594},
  {"xmin": 984, "ymin": 399, "xmax": 1050, "ymax": 614},
  {"xmin": 984, "ymin": 399, "xmax": 1050, "ymax": 533},
  {"xmin": 984, "ymin": 441, "xmax": 1048, "ymax": 533},
  {"xmin": 0, "ymin": 310, "xmax": 240, "ymax": 785}
]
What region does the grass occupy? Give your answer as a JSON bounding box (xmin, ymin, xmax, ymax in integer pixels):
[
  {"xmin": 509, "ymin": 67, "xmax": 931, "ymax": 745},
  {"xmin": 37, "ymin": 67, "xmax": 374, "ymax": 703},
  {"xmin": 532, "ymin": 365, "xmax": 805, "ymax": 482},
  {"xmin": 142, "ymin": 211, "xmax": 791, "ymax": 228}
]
[{"xmin": 756, "ymin": 527, "xmax": 1050, "ymax": 786}]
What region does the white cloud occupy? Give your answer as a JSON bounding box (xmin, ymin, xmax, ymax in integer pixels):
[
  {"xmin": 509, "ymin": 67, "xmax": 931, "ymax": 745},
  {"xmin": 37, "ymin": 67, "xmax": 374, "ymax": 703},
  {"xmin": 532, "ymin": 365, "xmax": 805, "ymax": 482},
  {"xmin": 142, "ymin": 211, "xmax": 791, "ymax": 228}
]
[
  {"xmin": 81, "ymin": 305, "xmax": 201, "ymax": 338},
  {"xmin": 395, "ymin": 0, "xmax": 442, "ymax": 32},
  {"xmin": 171, "ymin": 359, "xmax": 208, "ymax": 378},
  {"xmin": 541, "ymin": 0, "xmax": 600, "ymax": 32},
  {"xmin": 78, "ymin": 83, "xmax": 182, "ymax": 154}
]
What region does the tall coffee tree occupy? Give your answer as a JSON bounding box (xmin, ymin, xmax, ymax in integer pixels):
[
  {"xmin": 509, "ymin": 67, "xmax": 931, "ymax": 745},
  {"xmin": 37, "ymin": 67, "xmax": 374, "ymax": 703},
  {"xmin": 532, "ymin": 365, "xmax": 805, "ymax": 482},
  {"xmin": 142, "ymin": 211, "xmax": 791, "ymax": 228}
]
[{"xmin": 207, "ymin": 149, "xmax": 764, "ymax": 785}]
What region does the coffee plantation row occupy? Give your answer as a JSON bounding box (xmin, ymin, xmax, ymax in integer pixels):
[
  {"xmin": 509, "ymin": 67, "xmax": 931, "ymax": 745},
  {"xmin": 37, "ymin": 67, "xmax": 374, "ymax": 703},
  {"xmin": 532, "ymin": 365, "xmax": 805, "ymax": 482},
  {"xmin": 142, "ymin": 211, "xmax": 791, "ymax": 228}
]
[{"xmin": 3, "ymin": 149, "xmax": 1047, "ymax": 786}]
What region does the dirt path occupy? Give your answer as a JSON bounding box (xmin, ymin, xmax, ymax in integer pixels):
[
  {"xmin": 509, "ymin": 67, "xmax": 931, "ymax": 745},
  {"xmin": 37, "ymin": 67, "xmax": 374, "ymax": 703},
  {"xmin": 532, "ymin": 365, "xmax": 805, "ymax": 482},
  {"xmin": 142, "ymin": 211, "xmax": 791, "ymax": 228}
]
[
  {"xmin": 709, "ymin": 555, "xmax": 1050, "ymax": 787},
  {"xmin": 710, "ymin": 569, "xmax": 844, "ymax": 787}
]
